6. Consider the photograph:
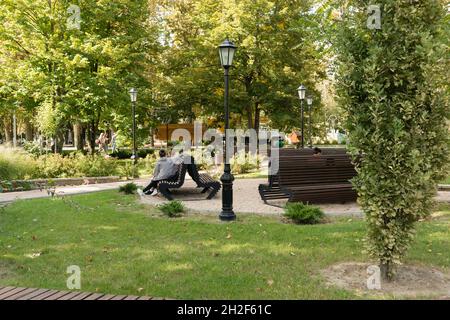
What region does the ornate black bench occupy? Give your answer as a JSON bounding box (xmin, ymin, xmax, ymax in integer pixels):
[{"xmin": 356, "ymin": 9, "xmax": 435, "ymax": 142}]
[
  {"xmin": 158, "ymin": 164, "xmax": 187, "ymax": 200},
  {"xmin": 157, "ymin": 156, "xmax": 220, "ymax": 200}
]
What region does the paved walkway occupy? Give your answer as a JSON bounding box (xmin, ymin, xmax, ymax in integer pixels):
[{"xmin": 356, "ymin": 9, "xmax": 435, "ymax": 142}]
[{"xmin": 1, "ymin": 178, "xmax": 449, "ymax": 217}]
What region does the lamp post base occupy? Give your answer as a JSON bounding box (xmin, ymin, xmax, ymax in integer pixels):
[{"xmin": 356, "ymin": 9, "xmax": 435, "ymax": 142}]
[
  {"xmin": 219, "ymin": 210, "xmax": 236, "ymax": 221},
  {"xmin": 219, "ymin": 170, "xmax": 235, "ymax": 221}
]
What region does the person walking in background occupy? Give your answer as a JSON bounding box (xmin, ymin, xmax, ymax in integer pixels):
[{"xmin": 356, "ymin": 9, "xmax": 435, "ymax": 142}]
[
  {"xmin": 110, "ymin": 131, "xmax": 118, "ymax": 153},
  {"xmin": 97, "ymin": 132, "xmax": 109, "ymax": 154}
]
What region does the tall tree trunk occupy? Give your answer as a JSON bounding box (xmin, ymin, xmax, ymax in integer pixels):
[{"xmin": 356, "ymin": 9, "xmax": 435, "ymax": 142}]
[
  {"xmin": 254, "ymin": 102, "xmax": 260, "ymax": 133},
  {"xmin": 24, "ymin": 118, "xmax": 34, "ymax": 141},
  {"xmin": 2, "ymin": 115, "xmax": 13, "ymax": 144},
  {"xmin": 87, "ymin": 121, "xmax": 97, "ymax": 155},
  {"xmin": 149, "ymin": 127, "xmax": 155, "ymax": 147},
  {"xmin": 55, "ymin": 129, "xmax": 64, "ymax": 153},
  {"xmin": 246, "ymin": 105, "xmax": 253, "ymax": 129},
  {"xmin": 73, "ymin": 122, "xmax": 84, "ymax": 151}
]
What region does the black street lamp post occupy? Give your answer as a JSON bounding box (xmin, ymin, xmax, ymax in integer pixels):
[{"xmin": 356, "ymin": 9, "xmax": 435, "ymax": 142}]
[
  {"xmin": 297, "ymin": 85, "xmax": 306, "ymax": 149},
  {"xmin": 129, "ymin": 88, "xmax": 138, "ymax": 165},
  {"xmin": 218, "ymin": 39, "xmax": 237, "ymax": 222},
  {"xmin": 307, "ymin": 96, "xmax": 313, "ymax": 148}
]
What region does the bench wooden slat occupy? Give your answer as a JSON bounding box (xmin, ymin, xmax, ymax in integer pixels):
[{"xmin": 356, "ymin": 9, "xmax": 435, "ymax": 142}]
[
  {"xmin": 44, "ymin": 290, "xmax": 72, "ymax": 300},
  {"xmin": 0, "ymin": 287, "xmax": 16, "ymax": 295},
  {"xmin": 30, "ymin": 289, "xmax": 60, "ymax": 300},
  {"xmin": 5, "ymin": 287, "xmax": 39, "ymax": 300},
  {"xmin": 83, "ymin": 293, "xmax": 105, "ymax": 300},
  {"xmin": 17, "ymin": 288, "xmax": 50, "ymax": 300},
  {"xmin": 0, "ymin": 287, "xmax": 28, "ymax": 299}
]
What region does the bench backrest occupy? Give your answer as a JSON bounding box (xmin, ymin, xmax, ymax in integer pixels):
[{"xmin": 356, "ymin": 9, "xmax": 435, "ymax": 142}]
[
  {"xmin": 162, "ymin": 163, "xmax": 187, "ymax": 187},
  {"xmin": 276, "ymin": 148, "xmax": 347, "ymax": 156},
  {"xmin": 183, "ymin": 156, "xmax": 202, "ymax": 184},
  {"xmin": 277, "ymin": 155, "xmax": 356, "ymax": 187}
]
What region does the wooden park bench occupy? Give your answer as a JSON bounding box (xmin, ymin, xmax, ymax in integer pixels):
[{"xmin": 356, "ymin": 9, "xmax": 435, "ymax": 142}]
[
  {"xmin": 157, "ymin": 156, "xmax": 220, "ymax": 200},
  {"xmin": 259, "ymin": 151, "xmax": 357, "ymax": 204},
  {"xmin": 184, "ymin": 156, "xmax": 221, "ymax": 199}
]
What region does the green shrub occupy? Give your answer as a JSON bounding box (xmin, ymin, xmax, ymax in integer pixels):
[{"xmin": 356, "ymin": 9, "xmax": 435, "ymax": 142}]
[
  {"xmin": 110, "ymin": 148, "xmax": 155, "ymax": 160},
  {"xmin": 117, "ymin": 160, "xmax": 139, "ymax": 179},
  {"xmin": 119, "ymin": 182, "xmax": 138, "ymax": 195},
  {"xmin": 22, "ymin": 141, "xmax": 46, "ymax": 157},
  {"xmin": 192, "ymin": 148, "xmax": 214, "ymax": 171},
  {"xmin": 335, "ymin": 0, "xmax": 449, "ymax": 279},
  {"xmin": 230, "ymin": 151, "xmax": 261, "ymax": 174},
  {"xmin": 0, "ymin": 147, "xmax": 39, "ymax": 180},
  {"xmin": 158, "ymin": 200, "xmax": 185, "ymax": 217},
  {"xmin": 284, "ymin": 203, "xmax": 324, "ymax": 225},
  {"xmin": 72, "ymin": 153, "xmax": 118, "ymax": 177}
]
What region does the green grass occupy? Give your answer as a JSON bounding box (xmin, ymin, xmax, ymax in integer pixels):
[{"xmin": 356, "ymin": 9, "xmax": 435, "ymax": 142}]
[
  {"xmin": 0, "ymin": 192, "xmax": 449, "ymax": 299},
  {"xmin": 442, "ymin": 176, "xmax": 450, "ymax": 184}
]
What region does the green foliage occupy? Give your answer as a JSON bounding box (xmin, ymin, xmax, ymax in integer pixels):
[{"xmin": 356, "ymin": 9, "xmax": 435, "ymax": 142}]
[
  {"xmin": 156, "ymin": 0, "xmax": 325, "ymax": 131},
  {"xmin": 158, "ymin": 201, "xmax": 185, "ymax": 218},
  {"xmin": 0, "ymin": 147, "xmax": 39, "ymax": 180},
  {"xmin": 117, "ymin": 161, "xmax": 139, "ymax": 179},
  {"xmin": 119, "ymin": 183, "xmax": 138, "ymax": 195},
  {"xmin": 110, "ymin": 149, "xmax": 155, "ymax": 160},
  {"xmin": 284, "ymin": 203, "xmax": 324, "ymax": 225},
  {"xmin": 0, "ymin": 147, "xmax": 124, "ymax": 180},
  {"xmin": 230, "ymin": 151, "xmax": 261, "ymax": 174},
  {"xmin": 0, "ymin": 0, "xmax": 157, "ymax": 151},
  {"xmin": 22, "ymin": 141, "xmax": 47, "ymax": 157},
  {"xmin": 335, "ymin": 0, "xmax": 449, "ymax": 279}
]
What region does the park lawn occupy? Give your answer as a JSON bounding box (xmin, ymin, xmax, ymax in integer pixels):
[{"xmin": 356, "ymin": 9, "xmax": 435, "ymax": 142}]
[{"xmin": 0, "ymin": 192, "xmax": 449, "ymax": 300}]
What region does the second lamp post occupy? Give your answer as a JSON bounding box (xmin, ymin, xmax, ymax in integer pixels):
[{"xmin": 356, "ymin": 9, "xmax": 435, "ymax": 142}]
[
  {"xmin": 307, "ymin": 96, "xmax": 313, "ymax": 148},
  {"xmin": 218, "ymin": 39, "xmax": 237, "ymax": 221},
  {"xmin": 129, "ymin": 88, "xmax": 138, "ymax": 165},
  {"xmin": 297, "ymin": 85, "xmax": 306, "ymax": 148}
]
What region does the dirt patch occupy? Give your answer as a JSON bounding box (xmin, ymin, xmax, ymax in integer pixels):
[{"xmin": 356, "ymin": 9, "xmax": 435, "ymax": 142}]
[{"xmin": 321, "ymin": 262, "xmax": 450, "ymax": 299}]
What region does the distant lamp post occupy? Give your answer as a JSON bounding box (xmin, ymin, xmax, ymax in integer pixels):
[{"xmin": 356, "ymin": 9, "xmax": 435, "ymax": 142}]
[
  {"xmin": 218, "ymin": 39, "xmax": 237, "ymax": 221},
  {"xmin": 306, "ymin": 96, "xmax": 313, "ymax": 148},
  {"xmin": 297, "ymin": 85, "xmax": 306, "ymax": 148},
  {"xmin": 129, "ymin": 88, "xmax": 138, "ymax": 165}
]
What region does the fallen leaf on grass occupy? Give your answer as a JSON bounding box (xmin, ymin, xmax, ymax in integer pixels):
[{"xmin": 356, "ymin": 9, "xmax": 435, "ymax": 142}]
[
  {"xmin": 25, "ymin": 252, "xmax": 41, "ymax": 259},
  {"xmin": 226, "ymin": 234, "xmax": 232, "ymax": 239},
  {"xmin": 267, "ymin": 279, "xmax": 274, "ymax": 286}
]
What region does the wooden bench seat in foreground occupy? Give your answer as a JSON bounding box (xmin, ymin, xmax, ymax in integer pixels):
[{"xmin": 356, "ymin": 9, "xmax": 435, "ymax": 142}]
[{"xmin": 0, "ymin": 286, "xmax": 168, "ymax": 300}]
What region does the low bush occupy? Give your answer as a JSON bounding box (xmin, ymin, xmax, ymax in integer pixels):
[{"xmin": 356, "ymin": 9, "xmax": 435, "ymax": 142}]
[
  {"xmin": 284, "ymin": 203, "xmax": 324, "ymax": 225},
  {"xmin": 110, "ymin": 148, "xmax": 155, "ymax": 160},
  {"xmin": 158, "ymin": 200, "xmax": 185, "ymax": 218},
  {"xmin": 230, "ymin": 151, "xmax": 261, "ymax": 174},
  {"xmin": 117, "ymin": 160, "xmax": 139, "ymax": 179},
  {"xmin": 119, "ymin": 182, "xmax": 138, "ymax": 195}
]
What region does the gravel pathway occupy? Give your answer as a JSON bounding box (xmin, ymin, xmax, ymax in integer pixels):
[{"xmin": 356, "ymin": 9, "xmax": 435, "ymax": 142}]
[{"xmin": 137, "ymin": 178, "xmax": 363, "ymax": 217}]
